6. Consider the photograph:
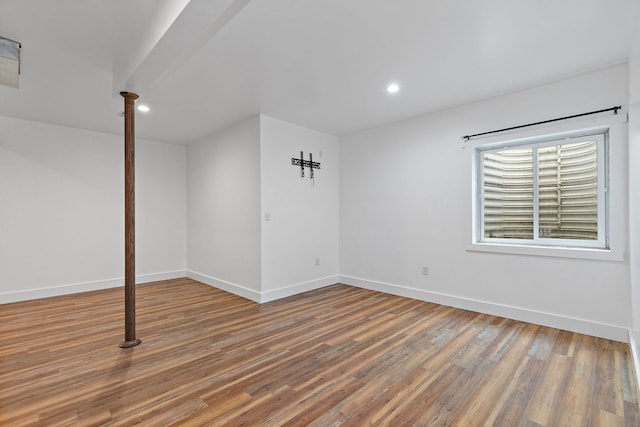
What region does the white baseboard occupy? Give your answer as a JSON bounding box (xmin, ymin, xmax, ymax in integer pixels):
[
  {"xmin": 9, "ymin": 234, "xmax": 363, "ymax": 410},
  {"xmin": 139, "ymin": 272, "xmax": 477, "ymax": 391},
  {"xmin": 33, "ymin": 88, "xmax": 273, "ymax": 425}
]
[
  {"xmin": 340, "ymin": 275, "xmax": 628, "ymax": 342},
  {"xmin": 0, "ymin": 270, "xmax": 187, "ymax": 304},
  {"xmin": 186, "ymin": 270, "xmax": 339, "ymax": 303},
  {"xmin": 186, "ymin": 271, "xmax": 262, "ymax": 302},
  {"xmin": 136, "ymin": 270, "xmax": 187, "ymax": 284},
  {"xmin": 629, "ymin": 332, "xmax": 640, "ymax": 398},
  {"xmin": 261, "ymin": 275, "xmax": 340, "ymax": 303}
]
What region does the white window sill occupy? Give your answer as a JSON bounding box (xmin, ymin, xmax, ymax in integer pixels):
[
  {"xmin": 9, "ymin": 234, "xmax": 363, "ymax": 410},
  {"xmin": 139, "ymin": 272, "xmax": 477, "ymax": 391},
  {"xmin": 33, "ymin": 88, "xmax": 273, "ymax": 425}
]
[{"xmin": 466, "ymin": 242, "xmax": 623, "ymax": 261}]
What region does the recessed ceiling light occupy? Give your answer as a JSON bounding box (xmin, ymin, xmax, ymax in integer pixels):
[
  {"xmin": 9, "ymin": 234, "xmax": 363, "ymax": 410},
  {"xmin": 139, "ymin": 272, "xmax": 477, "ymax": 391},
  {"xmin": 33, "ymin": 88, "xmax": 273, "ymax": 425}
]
[
  {"xmin": 137, "ymin": 104, "xmax": 150, "ymax": 113},
  {"xmin": 386, "ymin": 83, "xmax": 400, "ymax": 94}
]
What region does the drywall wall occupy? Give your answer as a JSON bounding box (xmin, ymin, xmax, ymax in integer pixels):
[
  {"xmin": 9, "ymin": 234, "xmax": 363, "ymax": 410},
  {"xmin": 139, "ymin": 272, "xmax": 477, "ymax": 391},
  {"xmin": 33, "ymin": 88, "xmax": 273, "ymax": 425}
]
[
  {"xmin": 186, "ymin": 116, "xmax": 262, "ymax": 299},
  {"xmin": 0, "ymin": 116, "xmax": 187, "ymax": 303},
  {"xmin": 628, "ymin": 6, "xmax": 640, "ymax": 385},
  {"xmin": 340, "ymin": 64, "xmax": 630, "ymax": 340},
  {"xmin": 136, "ymin": 138, "xmax": 187, "ymax": 277},
  {"xmin": 260, "ymin": 115, "xmax": 340, "ymax": 301},
  {"xmin": 186, "ymin": 115, "xmax": 339, "ymax": 302}
]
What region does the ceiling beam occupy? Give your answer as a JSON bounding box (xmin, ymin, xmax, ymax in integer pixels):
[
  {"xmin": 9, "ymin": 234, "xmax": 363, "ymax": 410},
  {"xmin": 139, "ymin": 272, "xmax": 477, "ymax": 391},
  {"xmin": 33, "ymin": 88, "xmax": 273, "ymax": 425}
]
[{"xmin": 113, "ymin": 0, "xmax": 251, "ymax": 97}]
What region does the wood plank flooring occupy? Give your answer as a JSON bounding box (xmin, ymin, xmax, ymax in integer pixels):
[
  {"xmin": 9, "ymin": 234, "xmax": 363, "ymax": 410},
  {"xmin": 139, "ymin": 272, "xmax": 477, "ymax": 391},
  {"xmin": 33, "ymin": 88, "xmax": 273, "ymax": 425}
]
[{"xmin": 1, "ymin": 278, "xmax": 638, "ymax": 426}]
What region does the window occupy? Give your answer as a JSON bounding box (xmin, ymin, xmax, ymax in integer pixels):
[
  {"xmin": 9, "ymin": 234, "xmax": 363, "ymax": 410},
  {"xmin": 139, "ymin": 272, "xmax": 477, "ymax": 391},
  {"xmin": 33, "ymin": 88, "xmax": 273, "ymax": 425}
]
[{"xmin": 475, "ymin": 130, "xmax": 607, "ymax": 249}]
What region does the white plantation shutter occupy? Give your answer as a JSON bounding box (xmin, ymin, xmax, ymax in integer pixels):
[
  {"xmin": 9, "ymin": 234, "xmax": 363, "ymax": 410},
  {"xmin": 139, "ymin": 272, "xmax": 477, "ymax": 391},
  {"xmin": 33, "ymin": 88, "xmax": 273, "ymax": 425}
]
[{"xmin": 479, "ymin": 133, "xmax": 604, "ymax": 244}]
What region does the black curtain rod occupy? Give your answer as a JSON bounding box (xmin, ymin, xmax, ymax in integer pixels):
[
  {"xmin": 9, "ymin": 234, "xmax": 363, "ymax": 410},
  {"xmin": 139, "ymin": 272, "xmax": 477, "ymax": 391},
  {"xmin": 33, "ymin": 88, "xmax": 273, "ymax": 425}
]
[{"xmin": 462, "ymin": 105, "xmax": 621, "ymax": 141}]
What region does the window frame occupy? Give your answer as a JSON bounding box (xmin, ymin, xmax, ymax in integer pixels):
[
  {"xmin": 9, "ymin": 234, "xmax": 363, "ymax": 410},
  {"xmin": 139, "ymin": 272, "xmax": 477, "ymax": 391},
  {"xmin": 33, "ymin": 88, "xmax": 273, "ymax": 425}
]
[
  {"xmin": 465, "ymin": 113, "xmax": 625, "ymax": 262},
  {"xmin": 477, "ymin": 132, "xmax": 607, "ymax": 249}
]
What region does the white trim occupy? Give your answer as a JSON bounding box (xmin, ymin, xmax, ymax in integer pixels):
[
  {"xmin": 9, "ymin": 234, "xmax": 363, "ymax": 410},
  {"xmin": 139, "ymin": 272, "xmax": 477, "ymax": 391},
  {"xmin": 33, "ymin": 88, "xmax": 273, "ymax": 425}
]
[
  {"xmin": 466, "ymin": 242, "xmax": 624, "ymax": 261},
  {"xmin": 187, "ymin": 270, "xmax": 339, "ymax": 303},
  {"xmin": 340, "ymin": 275, "xmax": 628, "ymax": 342},
  {"xmin": 261, "ymin": 276, "xmax": 340, "ymax": 303},
  {"xmin": 629, "ymin": 332, "xmax": 640, "ymax": 399},
  {"xmin": 136, "ymin": 270, "xmax": 187, "ymax": 284},
  {"xmin": 0, "ymin": 270, "xmax": 187, "ymax": 304},
  {"xmin": 186, "ymin": 270, "xmax": 262, "ymax": 302}
]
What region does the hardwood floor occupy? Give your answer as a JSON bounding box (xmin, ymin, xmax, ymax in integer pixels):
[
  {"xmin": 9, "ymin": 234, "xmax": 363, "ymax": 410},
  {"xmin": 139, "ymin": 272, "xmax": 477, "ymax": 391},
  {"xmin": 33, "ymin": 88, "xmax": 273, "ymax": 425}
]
[{"xmin": 1, "ymin": 278, "xmax": 638, "ymax": 426}]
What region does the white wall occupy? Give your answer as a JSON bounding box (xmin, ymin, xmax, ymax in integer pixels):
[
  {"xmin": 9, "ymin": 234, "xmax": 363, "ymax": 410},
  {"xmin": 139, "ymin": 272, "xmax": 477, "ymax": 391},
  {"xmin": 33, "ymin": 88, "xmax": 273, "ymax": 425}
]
[
  {"xmin": 260, "ymin": 115, "xmax": 340, "ymax": 301},
  {"xmin": 628, "ymin": 5, "xmax": 640, "ymax": 386},
  {"xmin": 136, "ymin": 139, "xmax": 187, "ymax": 276},
  {"xmin": 187, "ymin": 115, "xmax": 340, "ymax": 302},
  {"xmin": 186, "ymin": 116, "xmax": 262, "ymax": 299},
  {"xmin": 340, "ymin": 65, "xmax": 630, "ymax": 340},
  {"xmin": 0, "ymin": 116, "xmax": 187, "ymax": 303}
]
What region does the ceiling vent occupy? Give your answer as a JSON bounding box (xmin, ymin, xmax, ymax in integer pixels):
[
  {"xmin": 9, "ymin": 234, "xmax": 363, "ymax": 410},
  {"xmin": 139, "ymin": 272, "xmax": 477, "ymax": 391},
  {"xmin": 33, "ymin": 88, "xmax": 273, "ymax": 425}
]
[{"xmin": 0, "ymin": 37, "xmax": 21, "ymax": 89}]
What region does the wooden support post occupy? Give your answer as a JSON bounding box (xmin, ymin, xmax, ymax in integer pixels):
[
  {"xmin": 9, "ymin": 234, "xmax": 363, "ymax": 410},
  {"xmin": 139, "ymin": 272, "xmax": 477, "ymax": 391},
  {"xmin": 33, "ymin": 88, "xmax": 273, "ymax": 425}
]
[{"xmin": 119, "ymin": 91, "xmax": 141, "ymax": 349}]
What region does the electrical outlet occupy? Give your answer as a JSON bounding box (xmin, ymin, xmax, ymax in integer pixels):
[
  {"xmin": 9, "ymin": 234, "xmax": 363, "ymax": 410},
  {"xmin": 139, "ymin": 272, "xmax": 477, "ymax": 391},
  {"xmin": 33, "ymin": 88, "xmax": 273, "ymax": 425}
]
[
  {"xmin": 422, "ymin": 266, "xmax": 429, "ymax": 275},
  {"xmin": 315, "ymin": 258, "xmax": 320, "ymax": 266}
]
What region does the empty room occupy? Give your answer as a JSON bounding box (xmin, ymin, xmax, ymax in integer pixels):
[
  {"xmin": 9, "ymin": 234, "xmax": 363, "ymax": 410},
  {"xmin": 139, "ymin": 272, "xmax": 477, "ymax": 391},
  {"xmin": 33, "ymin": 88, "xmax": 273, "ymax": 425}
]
[{"xmin": 3, "ymin": 1, "xmax": 640, "ymax": 425}]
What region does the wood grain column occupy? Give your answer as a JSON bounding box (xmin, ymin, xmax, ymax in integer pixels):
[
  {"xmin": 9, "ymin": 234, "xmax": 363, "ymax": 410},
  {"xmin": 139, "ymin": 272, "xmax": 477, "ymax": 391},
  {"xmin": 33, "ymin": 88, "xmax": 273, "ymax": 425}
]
[{"xmin": 119, "ymin": 91, "xmax": 141, "ymax": 348}]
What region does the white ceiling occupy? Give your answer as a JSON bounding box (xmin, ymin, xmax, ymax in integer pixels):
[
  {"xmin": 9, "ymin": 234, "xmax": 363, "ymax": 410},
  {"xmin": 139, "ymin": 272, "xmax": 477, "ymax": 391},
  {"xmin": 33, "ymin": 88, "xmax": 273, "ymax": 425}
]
[{"xmin": 0, "ymin": 0, "xmax": 638, "ymax": 145}]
